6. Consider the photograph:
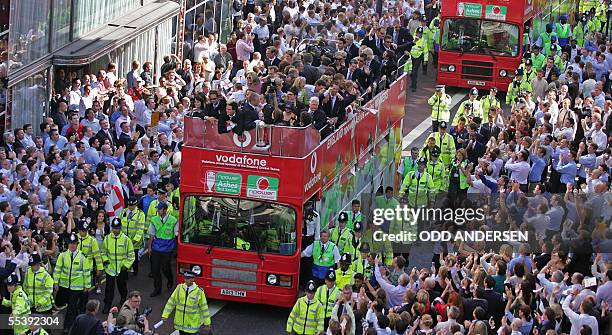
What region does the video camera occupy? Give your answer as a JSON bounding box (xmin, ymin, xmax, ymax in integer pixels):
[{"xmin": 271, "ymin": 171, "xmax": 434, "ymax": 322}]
[{"xmin": 136, "ymin": 307, "xmax": 153, "ymax": 327}]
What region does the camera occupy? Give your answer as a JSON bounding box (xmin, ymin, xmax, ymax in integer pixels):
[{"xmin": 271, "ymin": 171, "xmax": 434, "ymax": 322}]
[
  {"xmin": 581, "ymin": 107, "xmax": 592, "ymax": 118},
  {"xmin": 136, "ymin": 307, "xmax": 153, "ymax": 326}
]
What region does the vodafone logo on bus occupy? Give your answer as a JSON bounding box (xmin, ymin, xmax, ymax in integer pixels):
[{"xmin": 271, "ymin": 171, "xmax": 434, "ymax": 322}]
[{"xmin": 310, "ymin": 152, "xmax": 317, "ymax": 173}]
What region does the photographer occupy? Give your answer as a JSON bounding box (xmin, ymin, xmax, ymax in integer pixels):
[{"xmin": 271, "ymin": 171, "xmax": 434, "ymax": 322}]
[
  {"xmin": 107, "ymin": 307, "xmax": 151, "ymax": 335},
  {"xmin": 118, "ymin": 291, "xmax": 146, "ymax": 332}
]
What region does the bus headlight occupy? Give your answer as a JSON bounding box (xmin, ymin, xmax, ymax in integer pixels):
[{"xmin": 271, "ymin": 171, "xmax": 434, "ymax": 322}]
[
  {"xmin": 448, "ymin": 65, "xmax": 456, "ymax": 72},
  {"xmin": 267, "ymin": 274, "xmax": 278, "ymax": 285},
  {"xmin": 192, "ymin": 265, "xmax": 202, "ymax": 276},
  {"xmin": 499, "ymin": 70, "xmax": 507, "ymax": 77}
]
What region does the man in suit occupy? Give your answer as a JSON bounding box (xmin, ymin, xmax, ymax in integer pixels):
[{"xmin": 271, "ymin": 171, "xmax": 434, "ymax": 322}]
[
  {"xmin": 117, "ymin": 122, "xmax": 132, "ymax": 147},
  {"xmin": 320, "ymin": 84, "xmax": 345, "ymax": 128},
  {"xmin": 471, "ymin": 117, "xmax": 490, "ymax": 144},
  {"xmin": 204, "ymin": 91, "xmax": 226, "ymax": 119},
  {"xmin": 387, "ymin": 19, "xmax": 413, "ymax": 54},
  {"xmin": 68, "ymin": 300, "xmax": 105, "ymax": 335},
  {"xmin": 96, "ymin": 118, "xmax": 117, "ymax": 147},
  {"xmin": 343, "ymin": 34, "xmax": 360, "ymax": 66},
  {"xmin": 346, "ymin": 58, "xmax": 368, "ymax": 92},
  {"xmin": 301, "ymin": 53, "xmax": 320, "ymax": 85},
  {"xmin": 483, "ymin": 276, "xmax": 504, "ymax": 327},
  {"xmin": 361, "ymin": 48, "xmax": 382, "ymax": 87},
  {"xmin": 543, "ymin": 56, "xmax": 560, "ymax": 82},
  {"xmin": 362, "ymin": 27, "xmax": 386, "ymax": 59},
  {"xmin": 263, "ymin": 46, "xmax": 281, "ymax": 68},
  {"xmin": 481, "ymin": 109, "xmax": 502, "ymax": 140},
  {"xmin": 220, "ymin": 95, "xmax": 259, "ymax": 135},
  {"xmin": 462, "ymin": 287, "xmax": 489, "ymax": 321},
  {"xmin": 304, "ymin": 96, "xmax": 327, "ymax": 132},
  {"xmin": 465, "ymin": 132, "xmax": 485, "ymax": 165}
]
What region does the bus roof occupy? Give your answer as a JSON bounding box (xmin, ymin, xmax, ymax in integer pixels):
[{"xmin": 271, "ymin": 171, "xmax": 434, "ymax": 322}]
[
  {"xmin": 441, "ymin": 0, "xmax": 534, "ymax": 23},
  {"xmin": 180, "ymin": 75, "xmax": 408, "ymax": 204}
]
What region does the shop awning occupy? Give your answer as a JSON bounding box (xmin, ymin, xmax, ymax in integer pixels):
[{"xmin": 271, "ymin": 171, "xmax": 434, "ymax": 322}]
[{"xmin": 53, "ymin": 1, "xmax": 179, "ymax": 66}]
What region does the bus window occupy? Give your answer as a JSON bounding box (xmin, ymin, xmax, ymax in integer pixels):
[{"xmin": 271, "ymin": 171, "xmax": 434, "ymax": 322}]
[
  {"xmin": 441, "ymin": 18, "xmax": 520, "ymax": 57},
  {"xmin": 180, "ymin": 196, "xmax": 298, "ymax": 256}
]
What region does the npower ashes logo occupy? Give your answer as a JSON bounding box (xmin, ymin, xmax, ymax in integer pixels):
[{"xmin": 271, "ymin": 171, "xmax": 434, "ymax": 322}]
[{"xmin": 246, "ymin": 175, "xmax": 279, "ymax": 201}]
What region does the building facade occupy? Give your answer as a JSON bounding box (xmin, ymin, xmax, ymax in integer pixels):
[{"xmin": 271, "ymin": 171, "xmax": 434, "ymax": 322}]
[{"xmin": 5, "ymin": 0, "xmax": 180, "ymax": 132}]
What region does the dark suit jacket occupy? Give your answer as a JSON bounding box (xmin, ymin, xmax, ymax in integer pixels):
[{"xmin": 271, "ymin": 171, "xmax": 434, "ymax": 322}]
[
  {"xmin": 365, "ymin": 59, "xmax": 382, "ymax": 86},
  {"xmin": 346, "ymin": 68, "xmax": 368, "ymax": 91},
  {"xmin": 466, "ymin": 140, "xmax": 486, "ymax": 165},
  {"xmin": 204, "ymin": 101, "xmax": 226, "ymax": 119},
  {"xmin": 344, "ymin": 44, "xmax": 360, "ymax": 65},
  {"xmin": 264, "ymin": 57, "xmax": 281, "ymax": 68},
  {"xmin": 481, "ymin": 122, "xmax": 501, "ymax": 141},
  {"xmin": 68, "ymin": 313, "xmax": 105, "ymax": 335},
  {"xmin": 482, "ymin": 289, "xmax": 504, "ymax": 325},
  {"xmin": 362, "ymin": 35, "xmax": 385, "ymax": 59},
  {"xmin": 301, "ymin": 64, "xmax": 320, "ymax": 85},
  {"xmin": 320, "ymin": 94, "xmax": 345, "ymax": 124},
  {"xmin": 96, "ymin": 129, "xmax": 116, "ymax": 147},
  {"xmin": 307, "ymin": 108, "xmax": 328, "ymax": 131},
  {"xmin": 117, "ymin": 132, "xmax": 131, "ymax": 147},
  {"xmin": 475, "ymin": 125, "xmax": 491, "ymax": 143},
  {"xmin": 534, "ymin": 253, "xmax": 551, "ymax": 271},
  {"xmin": 387, "ymin": 27, "xmax": 414, "ymax": 52},
  {"xmin": 462, "ymin": 298, "xmax": 489, "ymax": 321},
  {"xmin": 220, "ymin": 103, "xmax": 258, "ymax": 136},
  {"xmin": 542, "ymin": 65, "xmax": 560, "ymax": 82}
]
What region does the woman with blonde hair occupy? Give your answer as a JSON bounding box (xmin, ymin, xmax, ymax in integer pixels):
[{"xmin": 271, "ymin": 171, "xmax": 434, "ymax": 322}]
[{"xmin": 291, "ymin": 76, "xmax": 310, "ymax": 105}]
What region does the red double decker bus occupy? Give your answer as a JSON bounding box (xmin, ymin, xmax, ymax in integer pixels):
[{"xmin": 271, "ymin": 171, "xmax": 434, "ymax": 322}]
[
  {"xmin": 437, "ymin": 0, "xmax": 576, "ymax": 91},
  {"xmin": 176, "ymin": 75, "xmax": 408, "ymax": 307}
]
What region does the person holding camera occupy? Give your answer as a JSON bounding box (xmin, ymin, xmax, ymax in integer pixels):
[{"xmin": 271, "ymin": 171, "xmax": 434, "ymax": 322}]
[
  {"xmin": 107, "ymin": 307, "xmax": 152, "ymax": 335},
  {"xmin": 117, "ymin": 291, "xmax": 145, "ymax": 333}
]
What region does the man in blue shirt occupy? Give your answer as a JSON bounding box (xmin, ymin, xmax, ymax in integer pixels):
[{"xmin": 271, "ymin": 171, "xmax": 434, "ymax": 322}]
[
  {"xmin": 556, "ymin": 150, "xmax": 577, "ymax": 193},
  {"xmin": 577, "ymin": 142, "xmax": 598, "ymax": 188},
  {"xmin": 101, "ymin": 144, "xmax": 126, "ymax": 168},
  {"xmin": 529, "ymin": 146, "xmax": 547, "ymax": 192},
  {"xmin": 508, "ymin": 243, "xmax": 533, "ymax": 275},
  {"xmin": 43, "ymin": 129, "xmax": 68, "ymax": 154}
]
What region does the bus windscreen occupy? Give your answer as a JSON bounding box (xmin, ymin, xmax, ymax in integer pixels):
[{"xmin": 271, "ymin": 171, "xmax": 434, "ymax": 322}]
[
  {"xmin": 441, "ymin": 18, "xmax": 520, "ymax": 57},
  {"xmin": 180, "ymin": 195, "xmax": 298, "ymax": 256}
]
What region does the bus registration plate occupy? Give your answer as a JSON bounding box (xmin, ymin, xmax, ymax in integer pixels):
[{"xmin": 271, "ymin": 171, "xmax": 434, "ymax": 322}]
[
  {"xmin": 467, "ymin": 80, "xmax": 485, "ymax": 86},
  {"xmin": 220, "ymin": 288, "xmax": 247, "ymax": 297}
]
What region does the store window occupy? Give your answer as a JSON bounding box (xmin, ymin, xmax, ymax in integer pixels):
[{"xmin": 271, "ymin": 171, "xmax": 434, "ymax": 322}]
[
  {"xmin": 51, "ymin": 0, "xmax": 71, "ymax": 51},
  {"xmin": 9, "ymin": 69, "xmax": 48, "ymax": 131},
  {"xmin": 8, "ymin": 0, "xmax": 50, "ymax": 72}
]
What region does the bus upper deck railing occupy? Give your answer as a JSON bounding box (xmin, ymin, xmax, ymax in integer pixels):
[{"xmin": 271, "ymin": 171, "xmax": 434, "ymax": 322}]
[{"xmin": 183, "ymin": 117, "xmax": 321, "ymax": 158}]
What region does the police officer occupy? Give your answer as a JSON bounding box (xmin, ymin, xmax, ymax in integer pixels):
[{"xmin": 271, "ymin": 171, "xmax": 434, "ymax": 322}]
[
  {"xmin": 556, "ymin": 14, "xmax": 572, "ymax": 53},
  {"xmin": 344, "ymin": 220, "xmax": 362, "ymax": 259},
  {"xmin": 146, "ymin": 188, "xmax": 175, "ymax": 226},
  {"xmin": 573, "ymin": 15, "xmax": 588, "ymax": 47},
  {"xmin": 314, "ymin": 268, "xmax": 340, "ymax": 329},
  {"xmin": 53, "ymin": 232, "xmax": 91, "ymax": 331},
  {"xmin": 455, "ymin": 88, "xmax": 483, "ymax": 124},
  {"xmin": 537, "ymin": 23, "xmax": 556, "ymax": 53},
  {"xmin": 4, "ymin": 273, "xmax": 31, "ymax": 335},
  {"xmin": 351, "ymin": 243, "xmax": 371, "ymax": 279},
  {"xmin": 330, "ymin": 213, "xmax": 351, "ymax": 253},
  {"xmin": 301, "ymin": 231, "xmax": 341, "ymax": 287},
  {"xmin": 102, "ymin": 218, "xmax": 134, "ymax": 313},
  {"xmin": 148, "ymin": 202, "xmax": 178, "ymax": 297},
  {"xmin": 400, "ymin": 157, "xmax": 434, "ymax": 208},
  {"xmin": 410, "ymin": 26, "xmax": 428, "ymax": 92},
  {"xmin": 480, "ymin": 88, "xmax": 500, "ymax": 121},
  {"xmin": 523, "ymin": 59, "xmax": 536, "ymax": 83},
  {"xmin": 164, "ymin": 180, "xmax": 181, "ymax": 219},
  {"xmin": 162, "ymin": 271, "xmax": 211, "ymax": 335},
  {"xmin": 530, "ymin": 46, "xmax": 546, "ymax": 70},
  {"xmin": 398, "ymin": 147, "xmax": 420, "ymax": 180},
  {"xmin": 428, "ymin": 121, "xmax": 456, "ymax": 167},
  {"xmin": 506, "ymin": 69, "xmax": 532, "ymax": 104},
  {"xmin": 427, "ymin": 147, "xmax": 448, "ymax": 194},
  {"xmin": 335, "ymin": 254, "xmax": 354, "ymax": 290},
  {"xmin": 121, "ymin": 197, "xmax": 146, "ymax": 276},
  {"xmin": 77, "ymin": 218, "xmax": 102, "ymax": 312},
  {"xmin": 23, "ymin": 253, "xmax": 53, "ymax": 314},
  {"xmin": 344, "ymin": 199, "xmax": 364, "ymax": 231},
  {"xmin": 301, "ymin": 202, "xmax": 320, "ymax": 287},
  {"xmin": 420, "ymin": 15, "xmax": 433, "ymax": 75},
  {"xmin": 286, "ymin": 280, "xmax": 324, "ymax": 335},
  {"xmin": 428, "ymin": 85, "xmax": 451, "ymax": 132}
]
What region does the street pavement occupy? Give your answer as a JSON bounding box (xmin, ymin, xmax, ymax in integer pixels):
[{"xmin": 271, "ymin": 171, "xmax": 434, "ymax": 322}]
[{"xmin": 87, "ymin": 69, "xmax": 479, "ymax": 335}]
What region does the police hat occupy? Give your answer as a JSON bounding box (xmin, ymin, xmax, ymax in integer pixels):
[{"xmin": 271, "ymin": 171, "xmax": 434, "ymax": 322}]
[
  {"xmin": 435, "ymin": 85, "xmax": 445, "ymax": 91},
  {"xmin": 68, "ymin": 232, "xmax": 79, "ymax": 244},
  {"xmin": 515, "ymin": 68, "xmax": 524, "ymax": 76},
  {"xmin": 77, "ymin": 219, "xmax": 90, "ymax": 231},
  {"xmin": 183, "ymin": 270, "xmax": 196, "ymax": 278},
  {"xmin": 354, "ymin": 221, "xmax": 362, "ymax": 231},
  {"xmin": 5, "ymin": 273, "xmax": 19, "ymax": 285},
  {"xmin": 469, "ymin": 87, "xmax": 478, "ymax": 96},
  {"xmin": 421, "ymin": 14, "xmax": 427, "ymax": 21},
  {"xmin": 490, "ymin": 87, "xmax": 498, "ymax": 93},
  {"xmin": 560, "ymin": 14, "xmax": 568, "ymax": 21},
  {"xmin": 439, "ymin": 121, "xmax": 448, "ymax": 129},
  {"xmin": 581, "ymin": 15, "xmax": 588, "ymax": 22},
  {"xmin": 551, "ymin": 36, "xmax": 557, "ymax": 42},
  {"xmin": 418, "ymin": 157, "xmax": 428, "ymax": 165},
  {"xmin": 128, "ymin": 197, "xmax": 139, "ymax": 206},
  {"xmin": 431, "ymin": 147, "xmax": 441, "ymax": 157},
  {"xmin": 29, "ymin": 252, "xmax": 42, "ymax": 266},
  {"xmin": 325, "ymin": 268, "xmax": 336, "ymax": 281},
  {"xmin": 110, "ymin": 217, "xmax": 122, "ymax": 229},
  {"xmin": 338, "ymin": 212, "xmax": 348, "ymax": 222},
  {"xmin": 305, "ymin": 280, "xmax": 317, "ymax": 293},
  {"xmin": 157, "ymin": 202, "xmax": 169, "ymax": 210},
  {"xmin": 550, "ymin": 44, "xmax": 557, "ymax": 51},
  {"xmin": 359, "ymin": 242, "xmax": 371, "ymax": 253},
  {"xmin": 525, "ymin": 59, "xmax": 533, "ymax": 66},
  {"xmin": 341, "ymin": 253, "xmax": 352, "ymax": 263},
  {"xmin": 464, "ymin": 102, "xmax": 473, "ymax": 109},
  {"xmin": 157, "ymin": 188, "xmax": 167, "ymax": 195},
  {"xmin": 416, "ymin": 26, "xmax": 424, "ymax": 34}
]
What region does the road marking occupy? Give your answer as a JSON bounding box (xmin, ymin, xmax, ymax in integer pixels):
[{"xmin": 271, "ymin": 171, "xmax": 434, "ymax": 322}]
[
  {"xmin": 402, "ymin": 90, "xmax": 468, "ymax": 154},
  {"xmin": 169, "ymin": 300, "xmax": 227, "ymax": 335}
]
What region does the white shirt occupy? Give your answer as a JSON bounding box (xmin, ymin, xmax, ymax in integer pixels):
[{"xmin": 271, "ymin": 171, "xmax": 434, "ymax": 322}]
[
  {"xmin": 504, "ymin": 158, "xmax": 530, "ymax": 184},
  {"xmin": 301, "ymin": 241, "xmax": 341, "ymax": 263},
  {"xmin": 562, "ymin": 294, "xmax": 599, "ymax": 335}
]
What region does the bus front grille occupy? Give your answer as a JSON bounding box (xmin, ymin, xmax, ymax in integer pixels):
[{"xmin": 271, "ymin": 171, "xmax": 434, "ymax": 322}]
[
  {"xmin": 211, "ymin": 267, "xmax": 257, "ymax": 283},
  {"xmin": 210, "ymin": 258, "xmax": 258, "ymax": 291},
  {"xmin": 461, "ymin": 61, "xmax": 493, "ymax": 79}
]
